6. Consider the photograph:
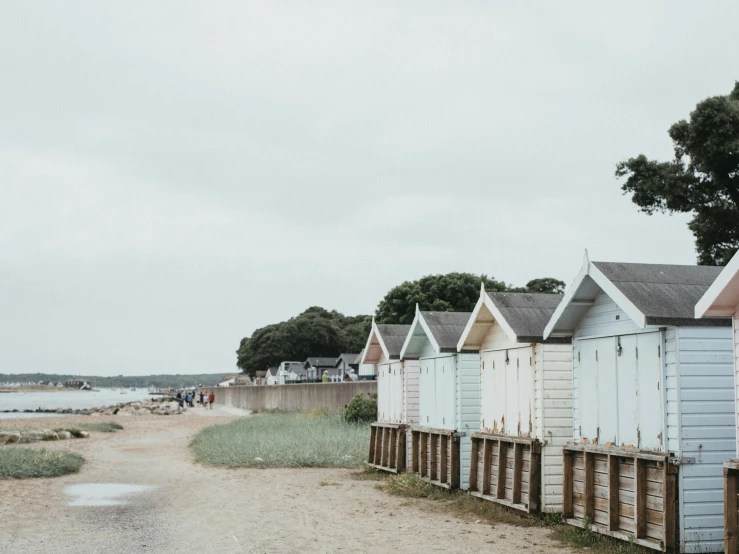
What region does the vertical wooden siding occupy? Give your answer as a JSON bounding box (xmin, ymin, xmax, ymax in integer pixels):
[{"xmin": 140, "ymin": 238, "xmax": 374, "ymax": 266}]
[
  {"xmin": 456, "ymin": 352, "xmax": 480, "ymax": 490},
  {"xmin": 403, "ymin": 360, "xmax": 420, "ymax": 471}
]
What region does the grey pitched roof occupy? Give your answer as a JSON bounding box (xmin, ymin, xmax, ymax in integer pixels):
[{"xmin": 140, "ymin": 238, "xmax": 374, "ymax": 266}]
[
  {"xmin": 266, "ymin": 367, "xmax": 279, "ymax": 377},
  {"xmin": 335, "ymin": 353, "xmax": 360, "ymax": 367},
  {"xmin": 487, "ymin": 292, "xmax": 565, "ymax": 342},
  {"xmin": 421, "ymin": 311, "xmax": 472, "ymax": 351},
  {"xmin": 304, "ymin": 357, "xmax": 339, "ymax": 368},
  {"xmin": 376, "ymin": 324, "xmax": 411, "ymax": 358},
  {"xmin": 593, "ymin": 262, "xmax": 727, "ymax": 325}
]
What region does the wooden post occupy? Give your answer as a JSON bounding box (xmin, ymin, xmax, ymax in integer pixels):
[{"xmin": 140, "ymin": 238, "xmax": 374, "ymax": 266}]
[
  {"xmin": 420, "ymin": 432, "xmax": 428, "ymax": 477},
  {"xmin": 375, "ymin": 426, "xmax": 383, "ymax": 467},
  {"xmin": 664, "ymin": 463, "xmax": 677, "ymax": 551},
  {"xmin": 584, "ymin": 452, "xmax": 595, "ymax": 520},
  {"xmin": 726, "ymin": 467, "xmax": 738, "ymax": 554},
  {"xmin": 397, "ymin": 428, "xmax": 406, "ymax": 473},
  {"xmin": 634, "ymin": 457, "xmax": 646, "ymax": 539},
  {"xmin": 389, "ymin": 428, "xmax": 397, "ymax": 470},
  {"xmin": 383, "ymin": 427, "xmax": 391, "ymax": 467},
  {"xmin": 440, "ymin": 434, "xmax": 448, "ymax": 485},
  {"xmin": 369, "ymin": 425, "xmax": 377, "ymax": 465},
  {"xmin": 379, "ymin": 427, "xmax": 386, "ymax": 468},
  {"xmin": 512, "ymin": 442, "xmax": 522, "ymax": 505},
  {"xmin": 562, "ymin": 450, "xmax": 573, "ymax": 518},
  {"xmin": 451, "ymin": 435, "xmax": 459, "ymax": 489},
  {"xmin": 411, "ymin": 431, "xmax": 418, "ymax": 473},
  {"xmin": 607, "ymin": 455, "xmax": 619, "ymax": 531},
  {"xmin": 468, "ymin": 438, "xmax": 479, "ymax": 492},
  {"xmin": 482, "ymin": 439, "xmax": 493, "ymax": 495},
  {"xmin": 496, "ymin": 440, "xmax": 507, "ymax": 499},
  {"xmin": 528, "ymin": 445, "xmax": 540, "ymax": 513},
  {"xmin": 430, "ymin": 433, "xmax": 438, "ymax": 482}
]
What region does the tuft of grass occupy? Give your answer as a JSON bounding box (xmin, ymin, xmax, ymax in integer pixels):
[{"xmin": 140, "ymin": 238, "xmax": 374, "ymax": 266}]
[
  {"xmin": 78, "ymin": 422, "xmax": 124, "ymax": 433},
  {"xmin": 549, "ymin": 518, "xmax": 647, "ymax": 553},
  {"xmin": 318, "ymin": 479, "xmax": 341, "ymax": 486},
  {"xmin": 351, "ymin": 468, "xmax": 389, "ymax": 481},
  {"xmin": 0, "ymin": 448, "xmax": 84, "ymax": 479},
  {"xmin": 190, "ymin": 412, "xmax": 370, "ymax": 468},
  {"xmin": 297, "ymin": 406, "xmax": 332, "ymax": 420},
  {"xmin": 377, "ymin": 473, "xmax": 537, "ymax": 527}
]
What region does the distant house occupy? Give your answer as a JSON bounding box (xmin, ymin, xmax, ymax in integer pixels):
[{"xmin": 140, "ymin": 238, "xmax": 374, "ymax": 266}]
[
  {"xmin": 234, "ymin": 375, "xmax": 252, "ymax": 386},
  {"xmin": 334, "ymin": 353, "xmax": 360, "ymax": 381},
  {"xmin": 304, "ymin": 357, "xmax": 339, "ymax": 381},
  {"xmin": 265, "ymin": 367, "xmax": 280, "ymax": 385},
  {"xmin": 64, "ymin": 377, "xmax": 88, "ymax": 389},
  {"xmin": 217, "ymin": 374, "xmax": 236, "ymax": 387}
]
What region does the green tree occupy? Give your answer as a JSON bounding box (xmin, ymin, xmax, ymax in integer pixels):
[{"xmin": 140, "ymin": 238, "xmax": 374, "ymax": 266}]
[
  {"xmin": 523, "ymin": 277, "xmax": 565, "ymax": 294},
  {"xmin": 616, "ymin": 81, "xmax": 739, "ymax": 265},
  {"xmin": 375, "ymin": 273, "xmax": 509, "ymax": 324}
]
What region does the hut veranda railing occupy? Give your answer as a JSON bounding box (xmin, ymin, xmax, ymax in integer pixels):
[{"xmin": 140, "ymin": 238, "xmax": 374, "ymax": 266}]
[
  {"xmin": 468, "ymin": 433, "xmax": 542, "ymax": 513},
  {"xmin": 411, "ymin": 427, "xmax": 461, "ymax": 489},
  {"xmin": 562, "ymin": 444, "xmax": 678, "ymax": 552},
  {"xmin": 368, "ymin": 422, "xmax": 406, "ymax": 473}
]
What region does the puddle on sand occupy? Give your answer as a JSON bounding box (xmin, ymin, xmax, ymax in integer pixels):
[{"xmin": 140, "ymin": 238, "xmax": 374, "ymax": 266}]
[{"xmin": 64, "ymin": 483, "xmax": 153, "ymax": 506}]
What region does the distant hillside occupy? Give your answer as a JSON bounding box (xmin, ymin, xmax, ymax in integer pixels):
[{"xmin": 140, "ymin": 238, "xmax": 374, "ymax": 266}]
[{"xmin": 0, "ymin": 373, "xmax": 226, "ymax": 388}]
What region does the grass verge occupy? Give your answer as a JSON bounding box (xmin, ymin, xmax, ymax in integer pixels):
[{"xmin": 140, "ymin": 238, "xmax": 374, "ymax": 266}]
[
  {"xmin": 0, "ymin": 447, "xmax": 84, "ymax": 479},
  {"xmin": 190, "ymin": 412, "xmax": 370, "ymax": 468},
  {"xmin": 374, "ymin": 473, "xmax": 649, "ymax": 553}
]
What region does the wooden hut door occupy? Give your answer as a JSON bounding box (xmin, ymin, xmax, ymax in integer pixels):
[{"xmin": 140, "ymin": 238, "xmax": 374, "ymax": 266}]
[
  {"xmin": 436, "ymin": 356, "xmax": 455, "ymax": 430},
  {"xmin": 481, "ymin": 350, "xmax": 508, "ymax": 434},
  {"xmin": 419, "ymin": 358, "xmax": 436, "ymax": 427}
]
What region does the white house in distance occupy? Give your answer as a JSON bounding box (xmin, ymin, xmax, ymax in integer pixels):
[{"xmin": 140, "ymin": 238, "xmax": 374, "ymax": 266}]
[
  {"xmin": 695, "ymin": 252, "xmax": 739, "ymax": 554},
  {"xmin": 544, "ymin": 253, "xmax": 733, "ymax": 553},
  {"xmin": 456, "ymin": 285, "xmax": 572, "ymax": 513}
]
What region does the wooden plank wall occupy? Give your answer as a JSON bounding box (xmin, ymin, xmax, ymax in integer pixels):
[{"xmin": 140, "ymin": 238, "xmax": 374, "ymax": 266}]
[
  {"xmin": 562, "ymin": 445, "xmax": 678, "ymax": 552},
  {"xmin": 411, "ymin": 428, "xmax": 460, "ymax": 489},
  {"xmin": 468, "ymin": 433, "xmax": 541, "ymax": 513},
  {"xmin": 368, "ymin": 422, "xmax": 406, "ymax": 474}
]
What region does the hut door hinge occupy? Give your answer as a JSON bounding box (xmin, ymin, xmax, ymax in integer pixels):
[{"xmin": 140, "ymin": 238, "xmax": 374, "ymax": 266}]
[
  {"xmin": 670, "ymin": 457, "xmax": 696, "ymax": 465},
  {"xmin": 657, "ymin": 345, "xmax": 661, "ymax": 358}
]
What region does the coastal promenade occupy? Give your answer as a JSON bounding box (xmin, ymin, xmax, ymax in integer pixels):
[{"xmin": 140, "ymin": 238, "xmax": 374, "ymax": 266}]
[{"xmin": 0, "ymin": 410, "xmax": 570, "ymax": 553}]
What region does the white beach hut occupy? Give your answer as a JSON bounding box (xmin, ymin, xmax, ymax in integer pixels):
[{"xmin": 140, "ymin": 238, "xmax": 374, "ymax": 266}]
[
  {"xmin": 544, "ymin": 253, "xmax": 733, "ymax": 553},
  {"xmin": 456, "ymin": 285, "xmax": 572, "ymax": 513},
  {"xmin": 400, "ymin": 307, "xmax": 479, "ymax": 490},
  {"xmin": 695, "ymin": 252, "xmax": 739, "ymax": 553},
  {"xmin": 362, "ymin": 319, "xmax": 418, "ymax": 473}
]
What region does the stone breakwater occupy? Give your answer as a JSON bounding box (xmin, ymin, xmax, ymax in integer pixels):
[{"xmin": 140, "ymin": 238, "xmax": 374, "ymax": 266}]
[
  {"xmin": 0, "ymin": 429, "xmax": 90, "ymax": 444},
  {"xmin": 0, "ymin": 397, "xmax": 184, "ymax": 417}
]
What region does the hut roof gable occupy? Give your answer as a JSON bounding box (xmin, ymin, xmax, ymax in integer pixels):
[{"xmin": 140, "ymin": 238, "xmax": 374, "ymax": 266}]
[
  {"xmin": 696, "ymin": 252, "xmax": 739, "ymax": 318},
  {"xmin": 544, "ymin": 251, "xmax": 727, "ymax": 338},
  {"xmin": 400, "ymin": 306, "xmax": 472, "ymax": 358},
  {"xmin": 360, "ymin": 319, "xmax": 410, "ymax": 363},
  {"xmin": 457, "ymin": 284, "xmax": 564, "ymax": 348}
]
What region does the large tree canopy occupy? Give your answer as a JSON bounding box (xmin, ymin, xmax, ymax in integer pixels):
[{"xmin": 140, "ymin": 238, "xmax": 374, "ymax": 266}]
[
  {"xmin": 616, "ymin": 81, "xmax": 739, "ymax": 265},
  {"xmin": 375, "ymin": 272, "xmax": 565, "ymax": 324},
  {"xmin": 236, "ymin": 307, "xmax": 370, "ymax": 375}
]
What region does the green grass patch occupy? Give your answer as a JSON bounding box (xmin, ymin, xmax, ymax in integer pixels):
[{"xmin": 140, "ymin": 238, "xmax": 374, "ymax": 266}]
[
  {"xmin": 0, "ymin": 447, "xmax": 84, "ymax": 479},
  {"xmin": 190, "ymin": 412, "xmax": 369, "ymax": 468},
  {"xmin": 549, "ymin": 518, "xmax": 648, "ymax": 553},
  {"xmin": 77, "ymin": 421, "xmax": 124, "ymax": 433}
]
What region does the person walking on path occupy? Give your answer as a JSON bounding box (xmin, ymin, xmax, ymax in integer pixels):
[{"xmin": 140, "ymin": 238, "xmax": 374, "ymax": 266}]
[
  {"xmin": 208, "ymin": 391, "xmax": 215, "ymax": 410},
  {"xmin": 199, "ymin": 391, "xmax": 205, "ymax": 406}
]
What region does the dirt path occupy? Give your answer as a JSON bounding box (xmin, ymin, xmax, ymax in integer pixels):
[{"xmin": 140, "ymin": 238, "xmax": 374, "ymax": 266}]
[{"xmin": 0, "ymin": 412, "xmax": 573, "ymax": 553}]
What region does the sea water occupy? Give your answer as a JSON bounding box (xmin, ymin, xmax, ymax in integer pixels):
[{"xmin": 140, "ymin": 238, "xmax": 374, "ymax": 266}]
[{"xmin": 0, "ymin": 388, "xmax": 155, "ymax": 419}]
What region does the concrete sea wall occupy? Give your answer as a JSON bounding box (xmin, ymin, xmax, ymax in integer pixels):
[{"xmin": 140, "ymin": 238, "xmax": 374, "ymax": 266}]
[{"xmin": 212, "ymin": 382, "xmax": 376, "ymax": 412}]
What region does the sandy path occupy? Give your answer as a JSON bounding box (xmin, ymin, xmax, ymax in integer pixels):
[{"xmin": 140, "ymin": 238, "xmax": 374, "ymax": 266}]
[{"xmin": 0, "ymin": 412, "xmax": 572, "ymax": 553}]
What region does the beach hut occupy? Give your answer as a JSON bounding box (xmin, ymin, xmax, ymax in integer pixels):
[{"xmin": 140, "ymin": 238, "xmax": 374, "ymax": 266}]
[
  {"xmin": 695, "ymin": 252, "xmax": 739, "ymax": 553},
  {"xmin": 362, "ymin": 319, "xmax": 418, "ymax": 473},
  {"xmin": 544, "ymin": 253, "xmax": 733, "ymax": 553},
  {"xmin": 399, "ymin": 307, "xmax": 479, "ymax": 490},
  {"xmin": 456, "ymin": 285, "xmax": 572, "ymax": 513}
]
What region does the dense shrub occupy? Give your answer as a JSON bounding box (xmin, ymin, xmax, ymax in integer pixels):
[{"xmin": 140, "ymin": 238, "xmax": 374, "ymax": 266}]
[
  {"xmin": 0, "ymin": 448, "xmax": 84, "ymax": 479},
  {"xmin": 343, "ymin": 393, "xmax": 377, "ymax": 424}
]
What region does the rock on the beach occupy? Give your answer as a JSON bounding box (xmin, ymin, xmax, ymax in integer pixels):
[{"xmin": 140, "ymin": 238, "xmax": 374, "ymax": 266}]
[
  {"xmin": 0, "ymin": 431, "xmax": 21, "ymax": 444},
  {"xmin": 57, "ymin": 431, "xmax": 72, "ymax": 440},
  {"xmin": 78, "ymin": 431, "xmax": 90, "ymax": 438}
]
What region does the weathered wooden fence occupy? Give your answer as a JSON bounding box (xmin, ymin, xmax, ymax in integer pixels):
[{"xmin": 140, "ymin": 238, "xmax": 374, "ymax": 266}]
[
  {"xmin": 562, "ymin": 444, "xmax": 678, "ymax": 552},
  {"xmin": 725, "ymin": 461, "xmax": 739, "ymax": 553},
  {"xmin": 368, "ymin": 423, "xmax": 406, "ymax": 473},
  {"xmin": 411, "ymin": 427, "xmax": 460, "ymax": 489},
  {"xmin": 468, "ymin": 433, "xmax": 541, "ymax": 513}
]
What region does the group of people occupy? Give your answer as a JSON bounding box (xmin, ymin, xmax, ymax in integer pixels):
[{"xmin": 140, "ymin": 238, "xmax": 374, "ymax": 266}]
[{"xmin": 175, "ymin": 389, "xmax": 215, "ymax": 409}]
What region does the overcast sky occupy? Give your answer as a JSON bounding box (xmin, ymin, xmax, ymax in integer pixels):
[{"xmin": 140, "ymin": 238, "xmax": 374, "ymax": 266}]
[{"xmin": 2, "ymin": 2, "xmax": 738, "ymax": 377}]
